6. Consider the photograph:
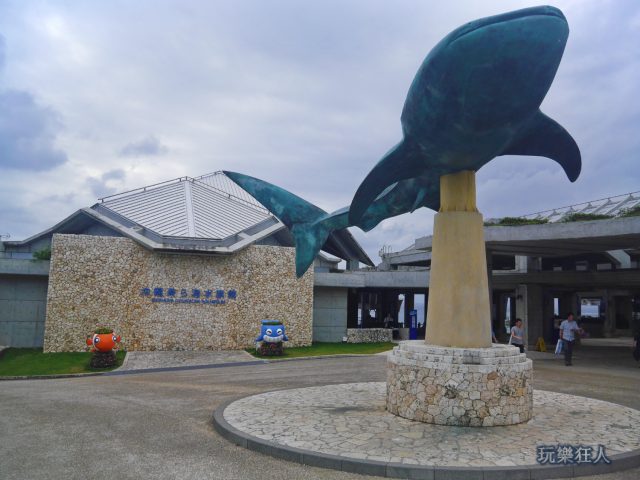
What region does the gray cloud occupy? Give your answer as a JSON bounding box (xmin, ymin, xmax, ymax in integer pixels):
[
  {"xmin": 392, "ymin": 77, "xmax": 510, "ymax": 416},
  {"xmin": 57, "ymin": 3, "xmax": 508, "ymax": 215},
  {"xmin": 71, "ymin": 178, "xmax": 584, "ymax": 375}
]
[
  {"xmin": 119, "ymin": 136, "xmax": 168, "ymax": 157},
  {"xmin": 86, "ymin": 169, "xmax": 126, "ymax": 198},
  {"xmin": 0, "ymin": 34, "xmax": 5, "ymax": 72},
  {"xmin": 0, "ymin": 90, "xmax": 68, "ymax": 171},
  {"xmin": 0, "ymin": 1, "xmax": 638, "ymax": 261}
]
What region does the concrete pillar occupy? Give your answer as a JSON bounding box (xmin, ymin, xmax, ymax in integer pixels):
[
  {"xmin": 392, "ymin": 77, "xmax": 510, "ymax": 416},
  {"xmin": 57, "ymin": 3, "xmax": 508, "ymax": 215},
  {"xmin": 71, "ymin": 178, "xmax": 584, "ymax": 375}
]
[
  {"xmin": 426, "ymin": 171, "xmax": 491, "ymax": 348},
  {"xmin": 603, "ymin": 291, "xmax": 616, "ymax": 338},
  {"xmin": 346, "ymin": 259, "xmax": 359, "ymax": 271},
  {"xmin": 487, "ymin": 251, "xmax": 495, "ymax": 333},
  {"xmin": 542, "ymin": 290, "xmax": 555, "ymax": 342},
  {"xmin": 404, "ymin": 293, "xmax": 414, "ymax": 327},
  {"xmin": 515, "ymin": 284, "xmax": 543, "ymax": 348}
]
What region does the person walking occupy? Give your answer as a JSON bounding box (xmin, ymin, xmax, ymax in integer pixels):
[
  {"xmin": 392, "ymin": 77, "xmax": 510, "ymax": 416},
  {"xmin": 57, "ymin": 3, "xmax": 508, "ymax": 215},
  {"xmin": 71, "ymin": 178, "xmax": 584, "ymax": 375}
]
[
  {"xmin": 510, "ymin": 318, "xmax": 525, "ymax": 353},
  {"xmin": 559, "ymin": 312, "xmax": 579, "ymax": 366}
]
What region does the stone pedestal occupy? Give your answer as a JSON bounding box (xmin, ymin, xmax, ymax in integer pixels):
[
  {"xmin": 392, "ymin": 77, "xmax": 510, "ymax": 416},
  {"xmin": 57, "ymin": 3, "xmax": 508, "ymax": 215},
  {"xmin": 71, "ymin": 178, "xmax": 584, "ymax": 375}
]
[
  {"xmin": 425, "ymin": 171, "xmax": 492, "ymax": 348},
  {"xmin": 386, "ymin": 341, "xmax": 533, "ymax": 426}
]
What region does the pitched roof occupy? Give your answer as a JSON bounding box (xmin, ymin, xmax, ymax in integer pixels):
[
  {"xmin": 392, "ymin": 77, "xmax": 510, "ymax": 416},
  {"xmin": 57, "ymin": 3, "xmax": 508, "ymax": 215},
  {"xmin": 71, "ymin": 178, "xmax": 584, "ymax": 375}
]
[
  {"xmin": 96, "ymin": 173, "xmax": 272, "ymax": 240},
  {"xmin": 8, "ymin": 172, "xmax": 373, "ymax": 265}
]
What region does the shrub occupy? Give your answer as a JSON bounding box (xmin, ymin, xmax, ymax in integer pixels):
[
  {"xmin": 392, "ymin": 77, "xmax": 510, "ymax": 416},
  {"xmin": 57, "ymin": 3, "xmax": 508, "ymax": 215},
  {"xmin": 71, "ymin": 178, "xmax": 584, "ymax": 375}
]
[
  {"xmin": 261, "ymin": 320, "xmax": 282, "ymax": 325},
  {"xmin": 618, "ymin": 205, "xmax": 640, "ymax": 218},
  {"xmin": 32, "ymin": 247, "xmax": 51, "ymax": 260},
  {"xmin": 94, "ymin": 327, "xmax": 114, "ymax": 334},
  {"xmin": 484, "ymin": 217, "xmax": 548, "ymax": 226},
  {"xmin": 561, "ymin": 212, "xmax": 613, "ymax": 222},
  {"xmin": 258, "ymin": 342, "xmax": 284, "ymax": 356}
]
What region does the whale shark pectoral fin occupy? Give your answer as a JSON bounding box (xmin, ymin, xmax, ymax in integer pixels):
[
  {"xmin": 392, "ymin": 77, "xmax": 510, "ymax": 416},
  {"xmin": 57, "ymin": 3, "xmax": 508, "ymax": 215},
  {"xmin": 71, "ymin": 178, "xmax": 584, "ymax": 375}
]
[
  {"xmin": 500, "ymin": 110, "xmax": 581, "ymax": 182},
  {"xmin": 349, "ymin": 140, "xmax": 420, "ymax": 225},
  {"xmin": 410, "ymin": 187, "xmax": 428, "ymax": 213}
]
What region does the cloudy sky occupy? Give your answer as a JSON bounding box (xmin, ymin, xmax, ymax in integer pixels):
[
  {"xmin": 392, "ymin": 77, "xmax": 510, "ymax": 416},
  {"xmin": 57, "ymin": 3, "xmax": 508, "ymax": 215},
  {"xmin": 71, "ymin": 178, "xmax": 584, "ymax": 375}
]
[{"xmin": 1, "ymin": 0, "xmax": 639, "ymax": 262}]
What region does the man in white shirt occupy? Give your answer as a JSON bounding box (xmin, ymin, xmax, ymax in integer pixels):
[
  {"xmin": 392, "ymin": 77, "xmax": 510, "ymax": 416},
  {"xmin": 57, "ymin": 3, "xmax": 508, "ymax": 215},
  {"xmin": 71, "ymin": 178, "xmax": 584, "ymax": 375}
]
[{"xmin": 559, "ymin": 313, "xmax": 579, "ymax": 366}]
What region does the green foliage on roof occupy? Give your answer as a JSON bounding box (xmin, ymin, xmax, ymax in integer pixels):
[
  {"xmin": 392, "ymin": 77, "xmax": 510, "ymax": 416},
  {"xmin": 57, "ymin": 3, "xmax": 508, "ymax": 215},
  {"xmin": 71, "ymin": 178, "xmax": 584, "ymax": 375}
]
[
  {"xmin": 561, "ymin": 212, "xmax": 614, "ymax": 222},
  {"xmin": 618, "ymin": 205, "xmax": 640, "ymax": 218},
  {"xmin": 484, "ymin": 217, "xmax": 549, "ymax": 227}
]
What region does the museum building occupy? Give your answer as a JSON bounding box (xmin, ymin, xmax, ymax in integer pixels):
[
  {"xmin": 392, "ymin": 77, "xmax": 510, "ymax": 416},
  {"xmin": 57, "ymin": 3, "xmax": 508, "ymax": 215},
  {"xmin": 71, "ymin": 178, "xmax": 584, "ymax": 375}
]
[
  {"xmin": 2, "ymin": 172, "xmax": 640, "ymax": 351},
  {"xmin": 0, "ymin": 172, "xmax": 371, "ymax": 351}
]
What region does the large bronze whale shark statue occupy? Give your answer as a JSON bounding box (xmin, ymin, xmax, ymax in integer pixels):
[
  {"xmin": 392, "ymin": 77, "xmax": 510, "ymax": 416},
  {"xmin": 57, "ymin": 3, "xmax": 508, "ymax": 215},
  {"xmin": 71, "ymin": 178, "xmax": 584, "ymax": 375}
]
[{"xmin": 225, "ymin": 5, "xmax": 581, "ymax": 277}]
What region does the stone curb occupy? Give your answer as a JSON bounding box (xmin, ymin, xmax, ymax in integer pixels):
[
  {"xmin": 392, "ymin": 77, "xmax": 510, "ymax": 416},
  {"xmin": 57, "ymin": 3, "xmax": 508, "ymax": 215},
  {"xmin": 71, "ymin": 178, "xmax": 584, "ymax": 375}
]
[
  {"xmin": 212, "ymin": 394, "xmax": 640, "ymax": 479},
  {"xmin": 0, "ymin": 372, "xmax": 107, "ymax": 381}
]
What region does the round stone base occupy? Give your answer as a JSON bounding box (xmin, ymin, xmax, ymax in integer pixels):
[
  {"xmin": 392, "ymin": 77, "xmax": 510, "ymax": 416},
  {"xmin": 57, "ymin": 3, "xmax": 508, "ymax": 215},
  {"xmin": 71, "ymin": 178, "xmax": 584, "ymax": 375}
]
[{"xmin": 386, "ymin": 341, "xmax": 532, "ymax": 426}]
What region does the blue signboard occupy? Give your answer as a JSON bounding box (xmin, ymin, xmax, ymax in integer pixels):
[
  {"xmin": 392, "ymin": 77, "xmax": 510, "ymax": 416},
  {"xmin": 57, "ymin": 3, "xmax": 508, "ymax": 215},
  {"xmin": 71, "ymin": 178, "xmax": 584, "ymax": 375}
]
[{"xmin": 409, "ymin": 309, "xmax": 418, "ymax": 340}]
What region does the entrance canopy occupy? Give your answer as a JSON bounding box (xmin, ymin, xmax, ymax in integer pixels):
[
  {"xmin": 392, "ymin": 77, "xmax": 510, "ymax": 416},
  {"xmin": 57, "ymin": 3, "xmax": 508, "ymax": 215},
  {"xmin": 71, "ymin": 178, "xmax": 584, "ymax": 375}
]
[{"xmin": 415, "ymin": 216, "xmax": 640, "ymax": 257}]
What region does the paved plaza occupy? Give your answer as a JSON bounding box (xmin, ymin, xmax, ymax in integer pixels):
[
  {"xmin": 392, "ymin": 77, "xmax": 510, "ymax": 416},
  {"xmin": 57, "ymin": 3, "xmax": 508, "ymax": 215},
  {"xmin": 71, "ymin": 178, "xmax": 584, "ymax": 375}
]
[
  {"xmin": 220, "ymin": 383, "xmax": 640, "ymax": 475},
  {"xmin": 1, "ymin": 343, "xmax": 639, "ymax": 479},
  {"xmin": 118, "ymin": 349, "xmax": 259, "ymax": 371}
]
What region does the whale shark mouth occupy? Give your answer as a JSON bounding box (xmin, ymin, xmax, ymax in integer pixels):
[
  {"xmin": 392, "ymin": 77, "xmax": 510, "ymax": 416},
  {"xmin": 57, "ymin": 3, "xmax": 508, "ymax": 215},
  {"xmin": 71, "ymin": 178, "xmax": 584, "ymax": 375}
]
[
  {"xmin": 448, "ymin": 6, "xmax": 566, "ymax": 46},
  {"xmin": 262, "ymin": 334, "xmax": 284, "ymax": 343}
]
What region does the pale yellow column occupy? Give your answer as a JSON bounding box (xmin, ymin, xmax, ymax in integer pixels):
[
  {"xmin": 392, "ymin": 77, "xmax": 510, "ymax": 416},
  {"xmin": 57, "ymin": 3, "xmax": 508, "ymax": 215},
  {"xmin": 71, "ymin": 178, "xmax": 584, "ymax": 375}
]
[{"xmin": 425, "ymin": 170, "xmax": 492, "ymax": 348}]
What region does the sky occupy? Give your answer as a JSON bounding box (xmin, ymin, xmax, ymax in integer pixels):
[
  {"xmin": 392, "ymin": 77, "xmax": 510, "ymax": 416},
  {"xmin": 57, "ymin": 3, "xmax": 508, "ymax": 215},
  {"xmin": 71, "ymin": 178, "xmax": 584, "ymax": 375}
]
[{"xmin": 1, "ymin": 0, "xmax": 639, "ymax": 263}]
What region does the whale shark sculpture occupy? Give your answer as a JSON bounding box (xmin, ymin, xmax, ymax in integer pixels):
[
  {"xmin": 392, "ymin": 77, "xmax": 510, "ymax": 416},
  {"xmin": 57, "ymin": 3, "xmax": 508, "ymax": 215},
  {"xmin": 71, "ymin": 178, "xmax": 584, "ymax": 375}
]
[
  {"xmin": 225, "ymin": 6, "xmax": 581, "ymax": 277},
  {"xmin": 223, "ymin": 171, "xmax": 436, "ymax": 277},
  {"xmin": 349, "ymin": 5, "xmax": 581, "ymax": 223}
]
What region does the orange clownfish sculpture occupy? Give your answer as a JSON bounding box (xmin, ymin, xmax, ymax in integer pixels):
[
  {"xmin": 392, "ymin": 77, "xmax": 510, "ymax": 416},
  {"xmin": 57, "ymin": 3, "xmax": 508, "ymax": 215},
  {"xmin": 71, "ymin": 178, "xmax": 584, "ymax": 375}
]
[{"xmin": 86, "ymin": 331, "xmax": 121, "ymax": 352}]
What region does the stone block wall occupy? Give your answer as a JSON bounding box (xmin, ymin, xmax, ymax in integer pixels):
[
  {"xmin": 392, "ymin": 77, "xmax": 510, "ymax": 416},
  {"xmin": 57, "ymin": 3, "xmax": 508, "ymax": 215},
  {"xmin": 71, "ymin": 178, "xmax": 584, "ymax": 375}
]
[
  {"xmin": 44, "ymin": 234, "xmax": 313, "ymax": 352},
  {"xmin": 346, "ymin": 328, "xmax": 393, "ymax": 343},
  {"xmin": 387, "ymin": 342, "xmax": 533, "ymax": 426}
]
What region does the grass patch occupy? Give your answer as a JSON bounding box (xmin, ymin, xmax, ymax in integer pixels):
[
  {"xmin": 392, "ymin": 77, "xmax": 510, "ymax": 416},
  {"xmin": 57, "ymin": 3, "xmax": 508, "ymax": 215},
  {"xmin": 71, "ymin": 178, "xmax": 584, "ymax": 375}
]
[
  {"xmin": 0, "ymin": 348, "xmax": 126, "ymax": 377},
  {"xmin": 246, "ymin": 341, "xmax": 395, "ymax": 359}
]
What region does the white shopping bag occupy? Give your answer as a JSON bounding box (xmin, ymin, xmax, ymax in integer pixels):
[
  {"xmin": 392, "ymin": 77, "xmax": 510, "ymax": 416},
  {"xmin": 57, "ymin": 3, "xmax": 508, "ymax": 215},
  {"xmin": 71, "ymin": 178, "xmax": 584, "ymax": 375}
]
[{"xmin": 554, "ymin": 339, "xmax": 563, "ymax": 355}]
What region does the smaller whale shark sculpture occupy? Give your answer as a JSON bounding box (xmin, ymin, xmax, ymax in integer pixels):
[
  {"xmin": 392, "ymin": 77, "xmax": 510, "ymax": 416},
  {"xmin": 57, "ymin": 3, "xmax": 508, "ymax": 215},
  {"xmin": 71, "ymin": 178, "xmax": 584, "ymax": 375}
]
[
  {"xmin": 224, "ymin": 170, "xmax": 437, "ymax": 277},
  {"xmin": 226, "ymin": 6, "xmax": 581, "ymax": 278}
]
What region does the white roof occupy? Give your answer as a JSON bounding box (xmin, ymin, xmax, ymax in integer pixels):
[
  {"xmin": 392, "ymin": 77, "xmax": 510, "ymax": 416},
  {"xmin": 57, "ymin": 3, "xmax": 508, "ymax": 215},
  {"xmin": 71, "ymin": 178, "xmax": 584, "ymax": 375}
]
[
  {"xmin": 522, "ymin": 191, "xmax": 640, "ymax": 223},
  {"xmin": 98, "ymin": 172, "xmax": 271, "ymax": 240}
]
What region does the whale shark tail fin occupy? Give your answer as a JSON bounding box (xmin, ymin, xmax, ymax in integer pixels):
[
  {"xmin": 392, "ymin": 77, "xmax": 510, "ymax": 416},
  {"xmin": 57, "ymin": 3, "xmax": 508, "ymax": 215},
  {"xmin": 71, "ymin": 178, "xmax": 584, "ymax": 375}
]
[
  {"xmin": 289, "ymin": 222, "xmax": 333, "ymax": 278},
  {"xmin": 223, "ymin": 171, "xmax": 336, "ymax": 277},
  {"xmin": 349, "ymin": 139, "xmax": 426, "ymax": 225},
  {"xmin": 501, "ymin": 110, "xmax": 581, "ymax": 182}
]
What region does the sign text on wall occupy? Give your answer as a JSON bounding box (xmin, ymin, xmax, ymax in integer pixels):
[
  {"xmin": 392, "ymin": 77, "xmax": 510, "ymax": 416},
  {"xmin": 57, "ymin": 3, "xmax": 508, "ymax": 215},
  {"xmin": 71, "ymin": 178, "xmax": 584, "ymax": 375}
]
[{"xmin": 140, "ymin": 287, "xmax": 238, "ymax": 305}]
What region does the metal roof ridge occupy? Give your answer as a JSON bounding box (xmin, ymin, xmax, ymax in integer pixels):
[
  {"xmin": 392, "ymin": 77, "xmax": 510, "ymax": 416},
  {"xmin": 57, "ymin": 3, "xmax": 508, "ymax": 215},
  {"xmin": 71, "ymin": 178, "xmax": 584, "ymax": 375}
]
[{"xmin": 98, "ymin": 176, "xmax": 195, "ymax": 203}]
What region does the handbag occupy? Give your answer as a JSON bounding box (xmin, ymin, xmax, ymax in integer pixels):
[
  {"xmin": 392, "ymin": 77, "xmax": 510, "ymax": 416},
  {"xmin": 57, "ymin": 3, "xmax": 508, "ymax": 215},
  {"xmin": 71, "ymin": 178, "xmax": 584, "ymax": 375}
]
[{"xmin": 555, "ymin": 339, "xmax": 563, "ymax": 355}]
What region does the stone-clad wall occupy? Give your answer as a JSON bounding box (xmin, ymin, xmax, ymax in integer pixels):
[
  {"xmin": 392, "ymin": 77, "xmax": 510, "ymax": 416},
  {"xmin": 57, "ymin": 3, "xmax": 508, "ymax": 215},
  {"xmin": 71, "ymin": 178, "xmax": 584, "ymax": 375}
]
[
  {"xmin": 387, "ymin": 342, "xmax": 533, "ymax": 427},
  {"xmin": 44, "ymin": 234, "xmax": 313, "ymax": 352},
  {"xmin": 346, "ymin": 328, "xmax": 392, "ymax": 343}
]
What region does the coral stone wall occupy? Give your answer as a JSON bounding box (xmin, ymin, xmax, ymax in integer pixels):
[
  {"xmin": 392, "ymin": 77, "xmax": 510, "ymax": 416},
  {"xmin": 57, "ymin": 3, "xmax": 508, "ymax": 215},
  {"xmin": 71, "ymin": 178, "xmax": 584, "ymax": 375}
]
[
  {"xmin": 346, "ymin": 328, "xmax": 393, "ymax": 343},
  {"xmin": 387, "ymin": 342, "xmax": 533, "ymax": 426},
  {"xmin": 44, "ymin": 234, "xmax": 313, "ymax": 352}
]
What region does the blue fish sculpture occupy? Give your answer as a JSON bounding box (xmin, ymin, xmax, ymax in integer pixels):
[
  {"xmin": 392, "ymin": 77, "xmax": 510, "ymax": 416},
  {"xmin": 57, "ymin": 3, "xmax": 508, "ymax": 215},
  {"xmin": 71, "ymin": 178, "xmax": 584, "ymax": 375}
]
[
  {"xmin": 255, "ymin": 320, "xmax": 289, "ymax": 343},
  {"xmin": 349, "ymin": 5, "xmax": 581, "ymax": 223},
  {"xmin": 224, "ymin": 171, "xmax": 433, "ymax": 277},
  {"xmin": 226, "ymin": 6, "xmax": 581, "ymax": 277}
]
